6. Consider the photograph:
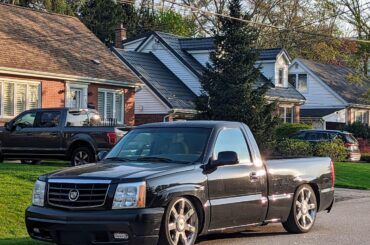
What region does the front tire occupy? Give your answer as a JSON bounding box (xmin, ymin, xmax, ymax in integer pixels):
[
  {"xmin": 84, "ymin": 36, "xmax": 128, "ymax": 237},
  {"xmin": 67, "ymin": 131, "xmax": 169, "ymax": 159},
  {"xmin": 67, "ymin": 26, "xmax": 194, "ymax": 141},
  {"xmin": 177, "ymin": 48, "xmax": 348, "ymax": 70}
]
[
  {"xmin": 70, "ymin": 147, "xmax": 94, "ymax": 166},
  {"xmin": 282, "ymin": 184, "xmax": 318, "ymax": 233},
  {"xmin": 159, "ymin": 197, "xmax": 199, "ymax": 245}
]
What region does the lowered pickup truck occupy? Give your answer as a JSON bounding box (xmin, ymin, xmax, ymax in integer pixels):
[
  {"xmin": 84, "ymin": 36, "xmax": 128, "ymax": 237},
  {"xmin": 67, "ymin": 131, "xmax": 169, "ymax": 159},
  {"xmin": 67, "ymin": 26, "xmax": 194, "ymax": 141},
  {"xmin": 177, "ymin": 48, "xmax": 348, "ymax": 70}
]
[
  {"xmin": 26, "ymin": 121, "xmax": 335, "ymax": 245},
  {"xmin": 0, "ymin": 108, "xmax": 124, "ymax": 166}
]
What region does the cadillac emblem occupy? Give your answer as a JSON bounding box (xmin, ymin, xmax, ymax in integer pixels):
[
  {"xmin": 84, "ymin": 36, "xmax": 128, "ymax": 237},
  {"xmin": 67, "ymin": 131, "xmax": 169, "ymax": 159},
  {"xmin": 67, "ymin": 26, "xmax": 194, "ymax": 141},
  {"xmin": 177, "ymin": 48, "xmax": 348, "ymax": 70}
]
[{"xmin": 68, "ymin": 189, "xmax": 79, "ymax": 202}]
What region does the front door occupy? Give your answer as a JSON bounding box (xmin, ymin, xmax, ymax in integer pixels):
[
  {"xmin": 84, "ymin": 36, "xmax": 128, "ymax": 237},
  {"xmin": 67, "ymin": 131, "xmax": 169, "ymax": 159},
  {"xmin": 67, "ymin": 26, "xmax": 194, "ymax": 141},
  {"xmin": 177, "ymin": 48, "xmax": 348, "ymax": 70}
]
[
  {"xmin": 70, "ymin": 88, "xmax": 83, "ymax": 108},
  {"xmin": 207, "ymin": 127, "xmax": 264, "ymax": 230}
]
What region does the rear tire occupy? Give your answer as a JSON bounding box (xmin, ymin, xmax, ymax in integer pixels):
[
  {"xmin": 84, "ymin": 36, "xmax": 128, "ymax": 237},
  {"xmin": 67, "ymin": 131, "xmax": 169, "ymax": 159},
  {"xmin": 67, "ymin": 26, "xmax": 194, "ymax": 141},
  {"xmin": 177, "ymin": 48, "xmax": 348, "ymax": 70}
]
[
  {"xmin": 20, "ymin": 160, "xmax": 41, "ymax": 165},
  {"xmin": 282, "ymin": 184, "xmax": 318, "ymax": 233},
  {"xmin": 70, "ymin": 147, "xmax": 95, "ymax": 166},
  {"xmin": 158, "ymin": 197, "xmax": 199, "ymax": 245}
]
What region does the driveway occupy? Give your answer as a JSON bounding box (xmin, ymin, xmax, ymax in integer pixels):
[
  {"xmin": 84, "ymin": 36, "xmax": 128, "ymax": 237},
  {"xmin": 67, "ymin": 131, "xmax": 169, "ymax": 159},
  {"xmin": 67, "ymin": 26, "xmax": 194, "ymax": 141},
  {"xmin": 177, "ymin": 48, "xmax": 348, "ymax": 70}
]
[{"xmin": 196, "ymin": 188, "xmax": 370, "ymax": 245}]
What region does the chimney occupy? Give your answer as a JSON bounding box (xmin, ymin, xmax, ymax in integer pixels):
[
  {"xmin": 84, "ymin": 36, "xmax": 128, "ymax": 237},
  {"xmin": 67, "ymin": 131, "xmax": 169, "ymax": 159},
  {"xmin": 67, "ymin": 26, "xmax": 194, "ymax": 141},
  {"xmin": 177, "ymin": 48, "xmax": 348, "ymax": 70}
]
[{"xmin": 115, "ymin": 23, "xmax": 126, "ymax": 49}]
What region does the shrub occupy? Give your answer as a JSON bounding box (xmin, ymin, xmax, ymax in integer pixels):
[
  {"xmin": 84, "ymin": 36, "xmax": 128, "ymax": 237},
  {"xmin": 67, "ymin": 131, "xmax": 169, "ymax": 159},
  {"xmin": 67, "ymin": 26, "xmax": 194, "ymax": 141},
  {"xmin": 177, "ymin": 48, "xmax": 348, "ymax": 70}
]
[
  {"xmin": 314, "ymin": 139, "xmax": 347, "ymax": 162},
  {"xmin": 276, "ymin": 139, "xmax": 313, "ymax": 157},
  {"xmin": 344, "ymin": 122, "xmax": 370, "ymax": 139},
  {"xmin": 275, "ymin": 123, "xmax": 312, "ymax": 141}
]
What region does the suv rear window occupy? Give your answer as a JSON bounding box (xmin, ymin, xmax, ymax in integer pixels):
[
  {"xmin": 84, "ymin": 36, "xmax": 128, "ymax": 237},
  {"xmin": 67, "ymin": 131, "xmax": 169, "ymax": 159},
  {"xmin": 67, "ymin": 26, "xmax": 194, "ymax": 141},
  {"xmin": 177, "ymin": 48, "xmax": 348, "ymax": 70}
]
[{"xmin": 343, "ymin": 133, "xmax": 358, "ymax": 144}]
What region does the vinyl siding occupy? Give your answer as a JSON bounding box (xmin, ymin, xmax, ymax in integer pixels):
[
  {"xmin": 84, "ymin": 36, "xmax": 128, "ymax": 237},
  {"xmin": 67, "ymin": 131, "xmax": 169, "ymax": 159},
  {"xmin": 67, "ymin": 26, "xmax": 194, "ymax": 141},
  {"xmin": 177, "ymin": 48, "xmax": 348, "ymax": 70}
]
[
  {"xmin": 139, "ymin": 37, "xmax": 201, "ymax": 95},
  {"xmin": 122, "ymin": 37, "xmax": 146, "ymax": 51},
  {"xmin": 289, "ymin": 62, "xmax": 345, "ymax": 109},
  {"xmin": 188, "ymin": 51, "xmax": 211, "ymax": 67},
  {"xmin": 135, "ymin": 86, "xmax": 169, "ymax": 114}
]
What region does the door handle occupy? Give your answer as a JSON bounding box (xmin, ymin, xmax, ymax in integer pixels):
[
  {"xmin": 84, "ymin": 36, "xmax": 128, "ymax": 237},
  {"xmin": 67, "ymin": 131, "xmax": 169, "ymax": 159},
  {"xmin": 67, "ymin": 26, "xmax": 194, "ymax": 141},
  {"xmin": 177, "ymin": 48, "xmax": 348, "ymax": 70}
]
[
  {"xmin": 250, "ymin": 172, "xmax": 259, "ymax": 182},
  {"xmin": 49, "ymin": 133, "xmax": 58, "ymax": 136},
  {"xmin": 26, "ymin": 133, "xmax": 33, "ymax": 136}
]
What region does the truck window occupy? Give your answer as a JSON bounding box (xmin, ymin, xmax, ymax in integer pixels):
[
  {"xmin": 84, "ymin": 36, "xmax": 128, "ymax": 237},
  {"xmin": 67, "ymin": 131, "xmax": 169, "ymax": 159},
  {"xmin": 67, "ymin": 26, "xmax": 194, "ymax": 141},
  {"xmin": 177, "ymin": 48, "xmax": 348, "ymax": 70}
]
[
  {"xmin": 66, "ymin": 112, "xmax": 89, "ymax": 127},
  {"xmin": 35, "ymin": 111, "xmax": 61, "ymax": 128},
  {"xmin": 13, "ymin": 112, "xmax": 36, "ymax": 130},
  {"xmin": 213, "ymin": 128, "xmax": 251, "ymax": 163}
]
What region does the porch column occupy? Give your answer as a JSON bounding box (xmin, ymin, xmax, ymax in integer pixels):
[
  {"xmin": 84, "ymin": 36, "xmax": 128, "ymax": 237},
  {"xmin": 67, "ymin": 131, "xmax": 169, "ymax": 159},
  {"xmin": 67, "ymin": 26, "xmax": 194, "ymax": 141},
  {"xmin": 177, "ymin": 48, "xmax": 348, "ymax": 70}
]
[
  {"xmin": 294, "ymin": 105, "xmax": 300, "ymax": 123},
  {"xmin": 346, "ymin": 108, "xmax": 353, "ymax": 124}
]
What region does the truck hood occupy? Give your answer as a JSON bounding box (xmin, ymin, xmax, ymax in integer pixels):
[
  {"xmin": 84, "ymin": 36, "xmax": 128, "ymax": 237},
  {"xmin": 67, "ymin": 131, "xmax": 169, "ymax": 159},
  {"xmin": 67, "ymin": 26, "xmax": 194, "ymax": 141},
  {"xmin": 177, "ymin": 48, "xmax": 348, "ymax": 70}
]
[{"xmin": 45, "ymin": 161, "xmax": 194, "ymax": 181}]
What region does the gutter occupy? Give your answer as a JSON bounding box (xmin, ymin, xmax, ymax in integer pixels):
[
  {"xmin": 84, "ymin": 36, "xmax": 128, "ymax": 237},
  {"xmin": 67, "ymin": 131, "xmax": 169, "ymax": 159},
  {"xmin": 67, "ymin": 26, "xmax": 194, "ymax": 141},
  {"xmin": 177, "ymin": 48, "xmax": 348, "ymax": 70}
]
[
  {"xmin": 265, "ymin": 96, "xmax": 306, "ymax": 105},
  {"xmin": 0, "ymin": 66, "xmax": 140, "ymax": 88},
  {"xmin": 348, "ymin": 103, "xmax": 370, "ymax": 109}
]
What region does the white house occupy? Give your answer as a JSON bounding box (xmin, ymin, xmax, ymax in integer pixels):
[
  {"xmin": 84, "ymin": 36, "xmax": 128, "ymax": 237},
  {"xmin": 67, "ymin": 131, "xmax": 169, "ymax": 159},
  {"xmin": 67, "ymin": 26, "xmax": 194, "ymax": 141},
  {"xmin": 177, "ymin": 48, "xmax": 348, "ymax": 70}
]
[
  {"xmin": 289, "ymin": 58, "xmax": 370, "ymax": 129},
  {"xmin": 113, "ymin": 31, "xmax": 305, "ymax": 125}
]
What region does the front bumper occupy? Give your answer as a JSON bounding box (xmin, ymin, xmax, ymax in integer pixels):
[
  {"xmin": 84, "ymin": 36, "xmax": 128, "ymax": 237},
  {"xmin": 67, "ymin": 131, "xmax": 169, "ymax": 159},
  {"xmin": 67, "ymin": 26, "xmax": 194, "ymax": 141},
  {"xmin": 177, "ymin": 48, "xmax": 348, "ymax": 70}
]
[{"xmin": 25, "ymin": 205, "xmax": 164, "ymax": 245}]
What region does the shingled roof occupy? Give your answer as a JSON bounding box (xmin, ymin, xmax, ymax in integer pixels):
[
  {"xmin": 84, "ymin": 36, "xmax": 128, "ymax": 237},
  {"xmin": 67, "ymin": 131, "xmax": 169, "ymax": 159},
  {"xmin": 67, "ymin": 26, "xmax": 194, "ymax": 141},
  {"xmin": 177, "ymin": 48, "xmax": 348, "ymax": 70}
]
[
  {"xmin": 297, "ymin": 58, "xmax": 370, "ymax": 105},
  {"xmin": 115, "ymin": 50, "xmax": 197, "ymax": 110},
  {"xmin": 0, "ymin": 3, "xmax": 138, "ymax": 85}
]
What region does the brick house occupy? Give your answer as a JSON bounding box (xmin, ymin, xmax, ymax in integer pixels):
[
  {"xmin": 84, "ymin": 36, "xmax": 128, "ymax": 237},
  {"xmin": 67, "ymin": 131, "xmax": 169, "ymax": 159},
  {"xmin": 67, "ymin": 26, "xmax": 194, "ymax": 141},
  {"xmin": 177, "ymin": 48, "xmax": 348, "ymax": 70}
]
[
  {"xmin": 0, "ymin": 4, "xmax": 140, "ymax": 125},
  {"xmin": 112, "ymin": 31, "xmax": 305, "ymax": 125}
]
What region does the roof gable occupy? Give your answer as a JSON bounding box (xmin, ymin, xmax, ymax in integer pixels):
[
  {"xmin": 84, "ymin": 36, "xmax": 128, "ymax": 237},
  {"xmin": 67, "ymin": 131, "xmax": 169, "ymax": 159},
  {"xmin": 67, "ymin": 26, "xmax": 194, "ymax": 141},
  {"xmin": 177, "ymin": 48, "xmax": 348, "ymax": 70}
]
[
  {"xmin": 115, "ymin": 50, "xmax": 197, "ymax": 110},
  {"xmin": 0, "ymin": 3, "xmax": 137, "ymax": 84},
  {"xmin": 294, "ymin": 58, "xmax": 370, "ymax": 105}
]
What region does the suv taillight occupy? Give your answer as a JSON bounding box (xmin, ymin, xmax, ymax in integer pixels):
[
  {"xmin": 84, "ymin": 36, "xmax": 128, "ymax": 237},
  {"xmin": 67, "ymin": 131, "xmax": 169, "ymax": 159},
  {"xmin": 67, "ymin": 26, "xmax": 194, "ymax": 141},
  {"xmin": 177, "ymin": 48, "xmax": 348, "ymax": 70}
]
[
  {"xmin": 107, "ymin": 132, "xmax": 117, "ymax": 145},
  {"xmin": 330, "ymin": 160, "xmax": 335, "ymax": 188}
]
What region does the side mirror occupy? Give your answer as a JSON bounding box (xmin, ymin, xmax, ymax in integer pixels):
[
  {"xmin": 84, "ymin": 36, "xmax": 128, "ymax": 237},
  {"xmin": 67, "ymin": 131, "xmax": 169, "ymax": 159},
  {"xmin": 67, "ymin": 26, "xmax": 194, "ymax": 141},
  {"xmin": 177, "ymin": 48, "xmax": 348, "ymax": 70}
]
[
  {"xmin": 211, "ymin": 151, "xmax": 239, "ymax": 167},
  {"xmin": 4, "ymin": 122, "xmax": 12, "ymax": 131},
  {"xmin": 97, "ymin": 151, "xmax": 108, "ymax": 161}
]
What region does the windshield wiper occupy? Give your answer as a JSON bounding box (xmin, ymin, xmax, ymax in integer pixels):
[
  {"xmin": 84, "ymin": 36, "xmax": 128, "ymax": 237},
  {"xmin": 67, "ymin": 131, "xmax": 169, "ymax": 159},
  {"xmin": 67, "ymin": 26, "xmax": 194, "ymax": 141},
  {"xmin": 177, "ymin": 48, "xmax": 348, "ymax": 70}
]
[
  {"xmin": 103, "ymin": 157, "xmax": 130, "ymax": 162},
  {"xmin": 136, "ymin": 156, "xmax": 184, "ymax": 163}
]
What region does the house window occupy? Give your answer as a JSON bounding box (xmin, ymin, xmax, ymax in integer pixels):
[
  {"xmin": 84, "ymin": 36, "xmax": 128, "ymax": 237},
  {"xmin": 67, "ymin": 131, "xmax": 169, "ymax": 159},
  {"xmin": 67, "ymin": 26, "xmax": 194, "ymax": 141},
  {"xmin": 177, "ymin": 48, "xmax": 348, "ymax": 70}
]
[
  {"xmin": 279, "ymin": 106, "xmax": 294, "ymax": 123},
  {"xmin": 288, "ymin": 74, "xmax": 307, "ymax": 93},
  {"xmin": 355, "ymin": 111, "xmax": 369, "ymax": 124},
  {"xmin": 0, "ymin": 81, "xmax": 40, "ymax": 117},
  {"xmin": 98, "ymin": 89, "xmax": 124, "ymax": 124},
  {"xmin": 278, "ymin": 68, "xmax": 284, "ymax": 85}
]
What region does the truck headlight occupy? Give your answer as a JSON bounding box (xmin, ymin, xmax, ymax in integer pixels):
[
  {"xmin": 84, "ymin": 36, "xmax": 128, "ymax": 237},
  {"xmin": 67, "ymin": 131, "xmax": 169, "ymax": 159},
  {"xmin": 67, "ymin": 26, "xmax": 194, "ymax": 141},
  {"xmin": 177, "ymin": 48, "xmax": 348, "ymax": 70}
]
[
  {"xmin": 112, "ymin": 182, "xmax": 146, "ymax": 209},
  {"xmin": 32, "ymin": 180, "xmax": 46, "ymax": 207}
]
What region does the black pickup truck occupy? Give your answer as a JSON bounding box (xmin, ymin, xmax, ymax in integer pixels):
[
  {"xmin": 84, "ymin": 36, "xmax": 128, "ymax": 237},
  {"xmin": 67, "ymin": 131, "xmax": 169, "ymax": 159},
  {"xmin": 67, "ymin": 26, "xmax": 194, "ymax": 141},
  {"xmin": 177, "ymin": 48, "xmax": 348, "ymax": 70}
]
[
  {"xmin": 0, "ymin": 108, "xmax": 124, "ymax": 166},
  {"xmin": 25, "ymin": 121, "xmax": 335, "ymax": 245}
]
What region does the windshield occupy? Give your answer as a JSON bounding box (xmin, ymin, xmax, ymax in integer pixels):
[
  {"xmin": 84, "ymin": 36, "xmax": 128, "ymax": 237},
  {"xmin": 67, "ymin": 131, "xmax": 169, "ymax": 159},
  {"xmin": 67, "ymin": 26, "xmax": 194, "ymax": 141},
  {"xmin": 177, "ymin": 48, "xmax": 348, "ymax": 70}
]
[{"xmin": 105, "ymin": 127, "xmax": 212, "ymax": 164}]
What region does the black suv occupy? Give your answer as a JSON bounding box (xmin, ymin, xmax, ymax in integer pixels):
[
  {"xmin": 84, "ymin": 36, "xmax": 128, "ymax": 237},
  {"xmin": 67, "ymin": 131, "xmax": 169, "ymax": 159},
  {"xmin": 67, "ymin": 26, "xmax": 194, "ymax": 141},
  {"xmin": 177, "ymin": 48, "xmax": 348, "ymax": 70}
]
[{"xmin": 292, "ymin": 130, "xmax": 361, "ymax": 161}]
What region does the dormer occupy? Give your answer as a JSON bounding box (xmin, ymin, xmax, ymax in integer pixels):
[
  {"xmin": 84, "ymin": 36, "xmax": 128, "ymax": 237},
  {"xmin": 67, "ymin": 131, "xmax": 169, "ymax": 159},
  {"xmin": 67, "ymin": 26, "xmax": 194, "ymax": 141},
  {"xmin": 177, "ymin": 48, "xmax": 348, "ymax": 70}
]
[{"xmin": 256, "ymin": 48, "xmax": 291, "ymax": 88}]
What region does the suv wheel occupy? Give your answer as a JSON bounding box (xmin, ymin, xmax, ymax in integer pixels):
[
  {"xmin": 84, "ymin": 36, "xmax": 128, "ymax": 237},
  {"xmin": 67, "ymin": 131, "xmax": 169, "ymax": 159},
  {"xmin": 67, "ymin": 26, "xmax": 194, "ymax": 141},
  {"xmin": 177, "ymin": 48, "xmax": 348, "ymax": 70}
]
[{"xmin": 71, "ymin": 147, "xmax": 94, "ymax": 166}]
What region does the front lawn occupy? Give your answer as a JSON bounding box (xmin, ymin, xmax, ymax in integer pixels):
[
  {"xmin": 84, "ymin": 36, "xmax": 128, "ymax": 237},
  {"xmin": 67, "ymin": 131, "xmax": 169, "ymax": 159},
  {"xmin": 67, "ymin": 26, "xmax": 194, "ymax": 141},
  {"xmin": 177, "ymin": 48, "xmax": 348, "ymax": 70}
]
[
  {"xmin": 335, "ymin": 162, "xmax": 370, "ymax": 190},
  {"xmin": 0, "ymin": 162, "xmax": 67, "ymax": 245},
  {"xmin": 0, "ymin": 161, "xmax": 369, "ymax": 244}
]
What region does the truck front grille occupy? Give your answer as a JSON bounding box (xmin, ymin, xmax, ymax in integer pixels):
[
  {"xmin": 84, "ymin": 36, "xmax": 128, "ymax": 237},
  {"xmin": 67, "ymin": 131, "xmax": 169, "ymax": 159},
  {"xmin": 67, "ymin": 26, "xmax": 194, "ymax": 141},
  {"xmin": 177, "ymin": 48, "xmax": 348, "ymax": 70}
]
[{"xmin": 47, "ymin": 182, "xmax": 110, "ymax": 209}]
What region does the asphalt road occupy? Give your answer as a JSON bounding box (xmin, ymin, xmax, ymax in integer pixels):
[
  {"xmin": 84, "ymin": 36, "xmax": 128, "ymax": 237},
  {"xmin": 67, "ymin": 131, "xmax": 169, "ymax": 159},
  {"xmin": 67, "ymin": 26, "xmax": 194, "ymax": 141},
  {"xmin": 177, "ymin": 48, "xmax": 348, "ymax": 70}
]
[{"xmin": 196, "ymin": 188, "xmax": 370, "ymax": 245}]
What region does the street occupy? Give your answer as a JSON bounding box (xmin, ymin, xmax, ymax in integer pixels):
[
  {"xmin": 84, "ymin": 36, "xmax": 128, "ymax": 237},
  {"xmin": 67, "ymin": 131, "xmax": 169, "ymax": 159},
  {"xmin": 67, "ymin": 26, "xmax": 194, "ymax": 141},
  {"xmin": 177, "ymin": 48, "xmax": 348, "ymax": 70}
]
[{"xmin": 196, "ymin": 188, "xmax": 370, "ymax": 245}]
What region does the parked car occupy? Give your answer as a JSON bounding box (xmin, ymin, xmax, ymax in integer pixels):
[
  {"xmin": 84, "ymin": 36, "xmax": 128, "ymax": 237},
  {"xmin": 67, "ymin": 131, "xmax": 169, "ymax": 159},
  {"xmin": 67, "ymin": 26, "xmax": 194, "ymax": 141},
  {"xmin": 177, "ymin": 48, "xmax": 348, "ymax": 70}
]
[
  {"xmin": 0, "ymin": 108, "xmax": 125, "ymax": 166},
  {"xmin": 291, "ymin": 129, "xmax": 361, "ymax": 161},
  {"xmin": 26, "ymin": 121, "xmax": 335, "ymax": 245}
]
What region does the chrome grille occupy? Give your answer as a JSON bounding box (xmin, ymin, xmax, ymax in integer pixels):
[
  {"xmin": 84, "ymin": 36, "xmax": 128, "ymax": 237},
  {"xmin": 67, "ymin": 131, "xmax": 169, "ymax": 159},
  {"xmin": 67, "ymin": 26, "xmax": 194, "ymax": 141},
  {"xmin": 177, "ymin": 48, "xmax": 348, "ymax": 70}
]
[{"xmin": 47, "ymin": 181, "xmax": 110, "ymax": 209}]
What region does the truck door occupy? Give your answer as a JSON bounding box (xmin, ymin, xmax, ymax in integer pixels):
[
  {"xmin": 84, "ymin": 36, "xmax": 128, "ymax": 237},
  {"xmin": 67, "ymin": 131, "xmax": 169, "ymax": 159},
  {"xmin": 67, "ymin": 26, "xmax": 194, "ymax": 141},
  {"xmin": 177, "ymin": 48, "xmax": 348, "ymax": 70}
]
[
  {"xmin": 207, "ymin": 127, "xmax": 264, "ymax": 230},
  {"xmin": 31, "ymin": 110, "xmax": 63, "ymax": 156},
  {"xmin": 1, "ymin": 111, "xmax": 37, "ymax": 156}
]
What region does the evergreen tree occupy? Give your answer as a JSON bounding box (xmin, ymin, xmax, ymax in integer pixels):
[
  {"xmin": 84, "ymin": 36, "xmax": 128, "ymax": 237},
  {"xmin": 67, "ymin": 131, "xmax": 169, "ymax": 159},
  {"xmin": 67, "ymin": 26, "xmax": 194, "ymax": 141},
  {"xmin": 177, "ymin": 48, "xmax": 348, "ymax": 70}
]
[{"xmin": 196, "ymin": 0, "xmax": 278, "ymax": 148}]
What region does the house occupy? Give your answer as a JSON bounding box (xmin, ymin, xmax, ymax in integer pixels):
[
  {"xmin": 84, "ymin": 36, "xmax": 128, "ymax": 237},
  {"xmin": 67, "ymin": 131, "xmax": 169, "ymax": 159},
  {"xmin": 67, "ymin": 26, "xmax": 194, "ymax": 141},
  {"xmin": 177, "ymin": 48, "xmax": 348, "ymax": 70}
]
[
  {"xmin": 113, "ymin": 30, "xmax": 305, "ymax": 125},
  {"xmin": 289, "ymin": 58, "xmax": 370, "ymax": 129},
  {"xmin": 0, "ymin": 4, "xmax": 140, "ymax": 125}
]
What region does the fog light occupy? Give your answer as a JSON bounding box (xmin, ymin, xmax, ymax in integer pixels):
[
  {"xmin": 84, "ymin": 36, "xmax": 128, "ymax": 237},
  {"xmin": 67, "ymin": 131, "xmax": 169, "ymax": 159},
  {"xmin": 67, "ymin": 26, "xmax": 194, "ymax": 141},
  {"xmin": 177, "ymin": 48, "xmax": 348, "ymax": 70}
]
[
  {"xmin": 113, "ymin": 232, "xmax": 129, "ymax": 240},
  {"xmin": 33, "ymin": 228, "xmax": 40, "ymax": 233}
]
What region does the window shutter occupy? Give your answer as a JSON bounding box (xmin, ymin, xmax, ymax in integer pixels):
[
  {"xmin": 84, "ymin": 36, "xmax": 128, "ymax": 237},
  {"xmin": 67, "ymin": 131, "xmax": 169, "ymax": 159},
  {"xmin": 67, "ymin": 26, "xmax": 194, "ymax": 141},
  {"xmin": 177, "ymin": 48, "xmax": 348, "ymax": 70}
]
[
  {"xmin": 106, "ymin": 92, "xmax": 114, "ymax": 119},
  {"xmin": 98, "ymin": 92, "xmax": 105, "ymax": 118},
  {"xmin": 16, "ymin": 84, "xmax": 27, "ymax": 115},
  {"xmin": 3, "ymin": 82, "xmax": 14, "ymax": 116},
  {"xmin": 115, "ymin": 94, "xmax": 123, "ymax": 123},
  {"xmin": 28, "ymin": 84, "xmax": 39, "ymax": 109}
]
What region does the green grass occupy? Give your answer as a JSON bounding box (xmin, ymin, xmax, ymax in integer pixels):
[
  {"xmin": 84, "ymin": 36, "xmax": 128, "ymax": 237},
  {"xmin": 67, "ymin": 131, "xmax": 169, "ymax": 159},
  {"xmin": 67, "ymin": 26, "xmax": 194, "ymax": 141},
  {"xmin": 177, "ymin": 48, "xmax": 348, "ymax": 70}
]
[
  {"xmin": 335, "ymin": 162, "xmax": 370, "ymax": 190},
  {"xmin": 0, "ymin": 162, "xmax": 67, "ymax": 244}
]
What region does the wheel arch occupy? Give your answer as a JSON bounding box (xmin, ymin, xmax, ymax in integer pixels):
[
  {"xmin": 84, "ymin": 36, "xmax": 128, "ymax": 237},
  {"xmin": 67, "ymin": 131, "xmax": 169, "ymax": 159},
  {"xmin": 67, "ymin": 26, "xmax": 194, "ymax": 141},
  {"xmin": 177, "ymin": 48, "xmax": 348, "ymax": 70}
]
[{"xmin": 67, "ymin": 139, "xmax": 96, "ymax": 159}]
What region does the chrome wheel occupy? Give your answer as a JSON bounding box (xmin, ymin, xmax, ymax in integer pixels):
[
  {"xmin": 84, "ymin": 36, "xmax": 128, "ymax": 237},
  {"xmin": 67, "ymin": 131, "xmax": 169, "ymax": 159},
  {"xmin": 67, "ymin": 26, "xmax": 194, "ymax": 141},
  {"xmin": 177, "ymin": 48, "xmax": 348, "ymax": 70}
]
[
  {"xmin": 295, "ymin": 187, "xmax": 317, "ymax": 230},
  {"xmin": 167, "ymin": 198, "xmax": 198, "ymax": 245},
  {"xmin": 74, "ymin": 151, "xmax": 89, "ymax": 165}
]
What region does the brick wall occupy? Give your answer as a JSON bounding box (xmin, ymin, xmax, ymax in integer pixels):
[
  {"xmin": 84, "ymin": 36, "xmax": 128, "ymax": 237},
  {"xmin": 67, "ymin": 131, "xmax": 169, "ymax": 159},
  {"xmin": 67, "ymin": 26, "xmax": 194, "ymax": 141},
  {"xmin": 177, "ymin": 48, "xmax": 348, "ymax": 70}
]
[
  {"xmin": 88, "ymin": 83, "xmax": 135, "ymax": 126},
  {"xmin": 41, "ymin": 80, "xmax": 65, "ymax": 108},
  {"xmin": 135, "ymin": 114, "xmax": 167, "ymax": 125}
]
